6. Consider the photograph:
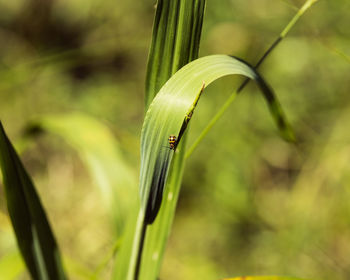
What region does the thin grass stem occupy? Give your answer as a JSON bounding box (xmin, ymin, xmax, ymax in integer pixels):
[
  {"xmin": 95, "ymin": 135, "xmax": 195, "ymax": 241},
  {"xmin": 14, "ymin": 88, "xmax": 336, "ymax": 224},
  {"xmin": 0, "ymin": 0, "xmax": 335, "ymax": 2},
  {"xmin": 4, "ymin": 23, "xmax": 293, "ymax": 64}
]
[
  {"xmin": 126, "ymin": 210, "xmax": 145, "ymax": 280},
  {"xmin": 185, "ymin": 0, "xmax": 319, "ymax": 158},
  {"xmin": 185, "ymin": 92, "xmax": 237, "ymax": 159}
]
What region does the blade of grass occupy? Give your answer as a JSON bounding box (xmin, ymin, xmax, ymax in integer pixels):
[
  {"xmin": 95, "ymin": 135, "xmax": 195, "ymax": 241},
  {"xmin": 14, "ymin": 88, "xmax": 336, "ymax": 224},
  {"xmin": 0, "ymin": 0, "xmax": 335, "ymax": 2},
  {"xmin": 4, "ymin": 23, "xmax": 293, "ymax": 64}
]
[
  {"xmin": 126, "ymin": 0, "xmax": 307, "ymax": 279},
  {"xmin": 186, "ymin": 0, "xmax": 319, "ymax": 157},
  {"xmin": 145, "ymin": 0, "xmax": 205, "ymax": 109},
  {"xmin": 0, "ymin": 122, "xmax": 67, "ymax": 280},
  {"xmin": 140, "ymin": 54, "xmax": 293, "ymax": 224},
  {"xmin": 138, "ymin": 54, "xmax": 293, "ymax": 280},
  {"xmin": 185, "ymin": 89, "xmax": 238, "ymax": 158},
  {"xmin": 113, "ymin": 1, "xmax": 205, "ymax": 279}
]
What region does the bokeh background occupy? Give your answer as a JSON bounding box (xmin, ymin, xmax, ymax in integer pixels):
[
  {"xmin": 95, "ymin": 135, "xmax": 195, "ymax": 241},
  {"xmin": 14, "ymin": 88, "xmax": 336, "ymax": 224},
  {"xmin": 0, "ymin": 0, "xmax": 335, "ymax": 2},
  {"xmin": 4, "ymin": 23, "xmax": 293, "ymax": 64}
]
[{"xmin": 0, "ymin": 0, "xmax": 349, "ymax": 279}]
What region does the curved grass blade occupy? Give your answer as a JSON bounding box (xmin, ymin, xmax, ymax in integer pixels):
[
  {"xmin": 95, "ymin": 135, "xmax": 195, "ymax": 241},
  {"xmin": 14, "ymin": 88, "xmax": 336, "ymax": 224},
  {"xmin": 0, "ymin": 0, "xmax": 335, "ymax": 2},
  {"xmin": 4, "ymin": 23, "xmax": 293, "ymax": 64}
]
[
  {"xmin": 113, "ymin": 1, "xmax": 206, "ymax": 279},
  {"xmin": 140, "ymin": 54, "xmax": 293, "ymax": 222},
  {"xmin": 0, "ymin": 122, "xmax": 67, "ymax": 280},
  {"xmin": 138, "ymin": 54, "xmax": 294, "ymax": 279}
]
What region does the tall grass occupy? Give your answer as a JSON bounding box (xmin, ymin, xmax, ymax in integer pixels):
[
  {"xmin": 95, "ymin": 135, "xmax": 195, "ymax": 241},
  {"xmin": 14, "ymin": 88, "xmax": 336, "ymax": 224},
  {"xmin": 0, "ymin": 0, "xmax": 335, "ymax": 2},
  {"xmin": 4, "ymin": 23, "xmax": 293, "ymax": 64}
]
[{"xmin": 0, "ymin": 0, "xmax": 324, "ymax": 280}]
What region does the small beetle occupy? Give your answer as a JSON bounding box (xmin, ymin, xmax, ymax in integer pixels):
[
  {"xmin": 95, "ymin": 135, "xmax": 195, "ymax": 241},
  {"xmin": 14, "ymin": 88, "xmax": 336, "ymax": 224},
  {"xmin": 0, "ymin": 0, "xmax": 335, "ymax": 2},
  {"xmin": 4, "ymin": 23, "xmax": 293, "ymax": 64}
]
[{"xmin": 168, "ymin": 135, "xmax": 177, "ymax": 150}]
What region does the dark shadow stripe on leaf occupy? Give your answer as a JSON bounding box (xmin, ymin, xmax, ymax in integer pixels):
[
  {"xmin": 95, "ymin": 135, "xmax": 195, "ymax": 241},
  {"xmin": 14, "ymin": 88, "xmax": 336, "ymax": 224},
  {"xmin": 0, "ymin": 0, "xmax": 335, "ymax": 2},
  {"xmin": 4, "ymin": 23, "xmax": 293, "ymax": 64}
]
[
  {"xmin": 232, "ymin": 55, "xmax": 295, "ymax": 142},
  {"xmin": 145, "ymin": 149, "xmax": 173, "ymax": 224}
]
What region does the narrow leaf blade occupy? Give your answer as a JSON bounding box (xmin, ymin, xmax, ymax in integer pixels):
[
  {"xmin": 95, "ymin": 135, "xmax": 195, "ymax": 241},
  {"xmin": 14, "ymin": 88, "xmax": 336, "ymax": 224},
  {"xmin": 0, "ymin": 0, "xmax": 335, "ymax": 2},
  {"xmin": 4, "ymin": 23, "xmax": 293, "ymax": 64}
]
[
  {"xmin": 0, "ymin": 122, "xmax": 67, "ymax": 280},
  {"xmin": 139, "ymin": 54, "xmax": 294, "ymax": 279},
  {"xmin": 140, "ymin": 54, "xmax": 293, "ymax": 218},
  {"xmin": 145, "ymin": 0, "xmax": 206, "ymax": 108}
]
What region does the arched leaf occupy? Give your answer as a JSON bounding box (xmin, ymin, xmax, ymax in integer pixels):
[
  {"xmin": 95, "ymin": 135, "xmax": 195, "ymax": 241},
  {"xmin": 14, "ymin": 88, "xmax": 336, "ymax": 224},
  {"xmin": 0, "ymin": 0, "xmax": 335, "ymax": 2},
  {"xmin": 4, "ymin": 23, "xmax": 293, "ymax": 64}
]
[{"xmin": 140, "ymin": 54, "xmax": 294, "ymax": 223}]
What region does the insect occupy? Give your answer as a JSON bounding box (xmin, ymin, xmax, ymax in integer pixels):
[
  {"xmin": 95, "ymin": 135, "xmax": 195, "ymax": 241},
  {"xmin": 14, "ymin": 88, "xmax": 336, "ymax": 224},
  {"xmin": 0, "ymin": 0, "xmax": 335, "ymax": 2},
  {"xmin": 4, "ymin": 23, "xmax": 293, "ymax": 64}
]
[
  {"xmin": 168, "ymin": 135, "xmax": 177, "ymax": 150},
  {"xmin": 164, "ymin": 82, "xmax": 205, "ymax": 152}
]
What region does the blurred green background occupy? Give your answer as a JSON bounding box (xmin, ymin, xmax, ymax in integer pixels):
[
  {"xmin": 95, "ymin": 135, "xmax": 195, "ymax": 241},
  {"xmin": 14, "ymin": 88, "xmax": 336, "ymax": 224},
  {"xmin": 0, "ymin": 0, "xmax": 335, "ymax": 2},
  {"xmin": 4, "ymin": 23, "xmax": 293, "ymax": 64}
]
[{"xmin": 0, "ymin": 0, "xmax": 349, "ymax": 279}]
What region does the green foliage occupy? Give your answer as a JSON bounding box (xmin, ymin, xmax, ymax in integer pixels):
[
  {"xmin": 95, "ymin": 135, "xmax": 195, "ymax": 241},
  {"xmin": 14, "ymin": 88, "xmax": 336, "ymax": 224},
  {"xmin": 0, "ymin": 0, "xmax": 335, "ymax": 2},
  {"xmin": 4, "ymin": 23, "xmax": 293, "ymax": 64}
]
[
  {"xmin": 145, "ymin": 0, "xmax": 205, "ymax": 108},
  {"xmin": 114, "ymin": 1, "xmax": 207, "ymax": 279},
  {"xmin": 0, "ymin": 123, "xmax": 67, "ymax": 280},
  {"xmin": 141, "ymin": 54, "xmax": 293, "ymax": 225},
  {"xmin": 0, "ymin": 0, "xmax": 349, "ymax": 279},
  {"xmin": 137, "ymin": 54, "xmax": 292, "ymax": 280}
]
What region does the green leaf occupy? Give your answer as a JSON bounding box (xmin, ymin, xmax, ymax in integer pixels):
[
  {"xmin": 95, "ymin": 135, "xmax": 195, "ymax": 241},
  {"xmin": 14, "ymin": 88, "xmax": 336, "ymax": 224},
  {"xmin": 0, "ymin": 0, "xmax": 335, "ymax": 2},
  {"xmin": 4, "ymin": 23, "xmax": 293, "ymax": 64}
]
[
  {"xmin": 137, "ymin": 54, "xmax": 294, "ymax": 279},
  {"xmin": 140, "ymin": 54, "xmax": 293, "ymax": 221},
  {"xmin": 125, "ymin": 1, "xmax": 207, "ymax": 279},
  {"xmin": 29, "ymin": 112, "xmax": 137, "ymax": 234},
  {"xmin": 113, "ymin": 0, "xmax": 206, "ymax": 279},
  {"xmin": 145, "ymin": 0, "xmax": 205, "ymax": 108},
  {"xmin": 0, "ymin": 122, "xmax": 67, "ymax": 280}
]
